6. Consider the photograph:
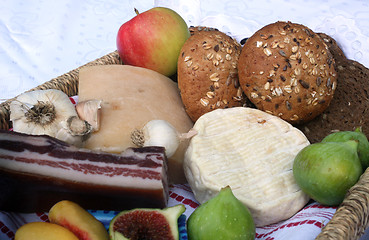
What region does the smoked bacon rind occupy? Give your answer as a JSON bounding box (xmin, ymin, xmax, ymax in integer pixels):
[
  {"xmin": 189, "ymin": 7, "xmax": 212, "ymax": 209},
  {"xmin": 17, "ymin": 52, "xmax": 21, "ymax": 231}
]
[{"xmin": 0, "ymin": 130, "xmax": 169, "ymax": 212}]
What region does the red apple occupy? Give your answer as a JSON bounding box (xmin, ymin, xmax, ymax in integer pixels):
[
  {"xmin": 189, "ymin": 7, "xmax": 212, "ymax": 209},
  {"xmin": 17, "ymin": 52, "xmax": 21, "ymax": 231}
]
[{"xmin": 117, "ymin": 7, "xmax": 190, "ymax": 77}]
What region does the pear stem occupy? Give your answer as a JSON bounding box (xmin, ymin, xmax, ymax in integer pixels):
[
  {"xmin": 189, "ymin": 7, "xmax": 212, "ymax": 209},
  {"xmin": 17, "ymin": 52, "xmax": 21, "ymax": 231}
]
[{"xmin": 134, "ymin": 8, "xmax": 140, "ymax": 15}]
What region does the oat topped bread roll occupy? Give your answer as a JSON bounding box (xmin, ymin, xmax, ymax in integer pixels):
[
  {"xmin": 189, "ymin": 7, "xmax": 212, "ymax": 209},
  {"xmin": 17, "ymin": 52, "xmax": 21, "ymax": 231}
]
[
  {"xmin": 189, "ymin": 26, "xmax": 219, "ymax": 35},
  {"xmin": 238, "ymin": 21, "xmax": 337, "ymax": 124},
  {"xmin": 178, "ymin": 30, "xmax": 250, "ymax": 122},
  {"xmin": 297, "ymin": 33, "xmax": 369, "ymax": 142}
]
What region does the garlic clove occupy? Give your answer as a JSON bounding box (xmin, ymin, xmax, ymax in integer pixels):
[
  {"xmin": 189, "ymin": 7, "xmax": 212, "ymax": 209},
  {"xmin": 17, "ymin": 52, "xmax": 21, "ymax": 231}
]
[
  {"xmin": 56, "ymin": 127, "xmax": 82, "ymax": 147},
  {"xmin": 75, "ymin": 99, "xmax": 102, "ymax": 131},
  {"xmin": 56, "ymin": 116, "xmax": 92, "ymax": 147},
  {"xmin": 66, "ymin": 116, "xmax": 92, "ymax": 137}
]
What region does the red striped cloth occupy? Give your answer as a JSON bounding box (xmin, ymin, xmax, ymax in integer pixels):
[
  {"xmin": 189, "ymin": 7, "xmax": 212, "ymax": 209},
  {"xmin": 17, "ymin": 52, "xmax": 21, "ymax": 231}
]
[
  {"xmin": 167, "ymin": 184, "xmax": 336, "ymax": 240},
  {"xmin": 0, "ymin": 184, "xmax": 336, "ymax": 240}
]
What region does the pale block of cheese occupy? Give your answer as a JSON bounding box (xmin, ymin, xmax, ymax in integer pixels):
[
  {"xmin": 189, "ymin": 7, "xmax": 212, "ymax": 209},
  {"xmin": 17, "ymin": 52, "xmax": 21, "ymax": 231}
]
[
  {"xmin": 184, "ymin": 107, "xmax": 310, "ymax": 226},
  {"xmin": 78, "ymin": 65, "xmax": 194, "ymax": 183}
]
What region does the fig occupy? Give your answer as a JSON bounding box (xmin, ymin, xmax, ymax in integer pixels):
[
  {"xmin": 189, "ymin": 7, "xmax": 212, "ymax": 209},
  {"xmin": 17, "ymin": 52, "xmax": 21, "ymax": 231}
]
[
  {"xmin": 187, "ymin": 187, "xmax": 255, "ymax": 240},
  {"xmin": 109, "ymin": 204, "xmax": 185, "ymax": 240},
  {"xmin": 293, "ymin": 141, "xmax": 363, "ymax": 206},
  {"xmin": 322, "ymin": 128, "xmax": 369, "ymax": 169}
]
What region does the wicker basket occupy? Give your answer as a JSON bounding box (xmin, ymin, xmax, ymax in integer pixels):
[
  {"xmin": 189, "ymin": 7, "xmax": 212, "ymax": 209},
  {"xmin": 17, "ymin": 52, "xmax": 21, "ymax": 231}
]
[{"xmin": 1, "ymin": 50, "xmax": 369, "ymax": 240}]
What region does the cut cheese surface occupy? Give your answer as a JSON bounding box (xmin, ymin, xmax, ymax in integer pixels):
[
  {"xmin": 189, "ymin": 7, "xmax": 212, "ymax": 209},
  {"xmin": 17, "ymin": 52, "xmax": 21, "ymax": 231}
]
[
  {"xmin": 184, "ymin": 107, "xmax": 310, "ymax": 226},
  {"xmin": 78, "ymin": 65, "xmax": 194, "ymax": 183}
]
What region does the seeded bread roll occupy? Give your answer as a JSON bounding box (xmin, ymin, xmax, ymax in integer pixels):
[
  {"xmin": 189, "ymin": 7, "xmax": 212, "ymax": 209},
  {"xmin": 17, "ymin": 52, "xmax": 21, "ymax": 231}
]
[
  {"xmin": 189, "ymin": 26, "xmax": 219, "ymax": 36},
  {"xmin": 178, "ymin": 30, "xmax": 249, "ymax": 122},
  {"xmin": 238, "ymin": 21, "xmax": 337, "ymax": 124},
  {"xmin": 297, "ymin": 33, "xmax": 369, "ymax": 142}
]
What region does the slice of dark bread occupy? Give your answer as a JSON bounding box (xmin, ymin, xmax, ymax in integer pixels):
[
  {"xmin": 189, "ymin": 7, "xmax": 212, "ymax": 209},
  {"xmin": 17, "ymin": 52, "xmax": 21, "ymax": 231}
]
[{"xmin": 297, "ymin": 33, "xmax": 369, "ymax": 142}]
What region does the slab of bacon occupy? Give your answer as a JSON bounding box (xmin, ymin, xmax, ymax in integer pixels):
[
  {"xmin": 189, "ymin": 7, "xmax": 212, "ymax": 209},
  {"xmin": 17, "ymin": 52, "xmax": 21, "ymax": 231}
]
[{"xmin": 0, "ymin": 130, "xmax": 168, "ymax": 212}]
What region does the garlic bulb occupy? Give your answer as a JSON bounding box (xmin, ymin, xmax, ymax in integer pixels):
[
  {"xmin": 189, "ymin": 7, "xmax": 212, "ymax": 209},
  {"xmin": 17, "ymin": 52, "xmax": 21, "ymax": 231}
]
[
  {"xmin": 10, "ymin": 89, "xmax": 91, "ymax": 146},
  {"xmin": 131, "ymin": 119, "xmax": 197, "ymax": 158}
]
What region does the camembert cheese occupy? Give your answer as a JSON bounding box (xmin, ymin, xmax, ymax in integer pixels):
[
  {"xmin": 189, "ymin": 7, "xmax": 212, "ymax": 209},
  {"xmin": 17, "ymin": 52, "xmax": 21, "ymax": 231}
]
[{"xmin": 184, "ymin": 107, "xmax": 310, "ymax": 226}]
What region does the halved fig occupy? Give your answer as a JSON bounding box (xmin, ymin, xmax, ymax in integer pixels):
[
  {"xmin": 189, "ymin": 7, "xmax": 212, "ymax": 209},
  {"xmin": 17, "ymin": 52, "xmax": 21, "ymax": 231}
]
[{"xmin": 109, "ymin": 204, "xmax": 185, "ymax": 240}]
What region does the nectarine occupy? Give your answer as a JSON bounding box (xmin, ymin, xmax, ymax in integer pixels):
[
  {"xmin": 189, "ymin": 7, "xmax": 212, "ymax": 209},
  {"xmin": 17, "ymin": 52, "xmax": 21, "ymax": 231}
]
[
  {"xmin": 15, "ymin": 222, "xmax": 79, "ymax": 240},
  {"xmin": 49, "ymin": 200, "xmax": 109, "ymax": 240}
]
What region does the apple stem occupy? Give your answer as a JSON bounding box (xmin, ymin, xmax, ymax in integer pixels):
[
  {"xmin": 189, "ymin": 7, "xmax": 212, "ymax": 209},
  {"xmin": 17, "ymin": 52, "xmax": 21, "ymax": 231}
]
[{"xmin": 134, "ymin": 8, "xmax": 140, "ymax": 15}]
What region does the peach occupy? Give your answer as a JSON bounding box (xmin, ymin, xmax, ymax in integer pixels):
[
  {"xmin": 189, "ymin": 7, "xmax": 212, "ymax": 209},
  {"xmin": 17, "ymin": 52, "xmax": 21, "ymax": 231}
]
[
  {"xmin": 15, "ymin": 222, "xmax": 79, "ymax": 240},
  {"xmin": 49, "ymin": 200, "xmax": 109, "ymax": 240}
]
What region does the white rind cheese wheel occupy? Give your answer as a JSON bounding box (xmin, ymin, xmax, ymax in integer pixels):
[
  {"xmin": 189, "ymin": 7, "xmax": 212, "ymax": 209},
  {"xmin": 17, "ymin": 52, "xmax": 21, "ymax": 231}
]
[{"xmin": 184, "ymin": 107, "xmax": 310, "ymax": 227}]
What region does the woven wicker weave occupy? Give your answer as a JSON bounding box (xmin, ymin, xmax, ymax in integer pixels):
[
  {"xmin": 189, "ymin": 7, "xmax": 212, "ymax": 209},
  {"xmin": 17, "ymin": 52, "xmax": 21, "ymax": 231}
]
[
  {"xmin": 0, "ymin": 50, "xmax": 368, "ymax": 240},
  {"xmin": 0, "ymin": 51, "xmax": 122, "ymax": 130}
]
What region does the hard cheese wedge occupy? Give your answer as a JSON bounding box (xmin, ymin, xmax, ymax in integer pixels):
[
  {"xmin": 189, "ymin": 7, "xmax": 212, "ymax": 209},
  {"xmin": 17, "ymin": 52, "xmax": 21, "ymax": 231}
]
[
  {"xmin": 184, "ymin": 107, "xmax": 310, "ymax": 226},
  {"xmin": 78, "ymin": 65, "xmax": 194, "ymax": 183}
]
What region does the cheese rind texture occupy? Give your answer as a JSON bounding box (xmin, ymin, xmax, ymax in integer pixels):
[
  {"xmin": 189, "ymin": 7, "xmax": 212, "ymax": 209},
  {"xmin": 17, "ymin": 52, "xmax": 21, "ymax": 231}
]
[
  {"xmin": 78, "ymin": 65, "xmax": 194, "ymax": 183},
  {"xmin": 184, "ymin": 107, "xmax": 310, "ymax": 227}
]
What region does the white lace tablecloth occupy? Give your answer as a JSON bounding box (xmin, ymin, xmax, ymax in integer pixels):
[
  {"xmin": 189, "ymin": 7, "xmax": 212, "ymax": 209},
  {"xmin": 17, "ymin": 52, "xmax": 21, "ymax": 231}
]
[{"xmin": 1, "ymin": 0, "xmax": 369, "ymax": 239}]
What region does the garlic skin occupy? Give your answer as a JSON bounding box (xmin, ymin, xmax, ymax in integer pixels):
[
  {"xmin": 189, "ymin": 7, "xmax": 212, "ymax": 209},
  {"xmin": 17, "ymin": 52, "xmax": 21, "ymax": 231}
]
[
  {"xmin": 56, "ymin": 116, "xmax": 92, "ymax": 147},
  {"xmin": 10, "ymin": 89, "xmax": 78, "ymax": 136},
  {"xmin": 10, "ymin": 89, "xmax": 91, "ymax": 147},
  {"xmin": 75, "ymin": 99, "xmax": 102, "ymax": 131},
  {"xmin": 131, "ymin": 120, "xmax": 180, "ymax": 158}
]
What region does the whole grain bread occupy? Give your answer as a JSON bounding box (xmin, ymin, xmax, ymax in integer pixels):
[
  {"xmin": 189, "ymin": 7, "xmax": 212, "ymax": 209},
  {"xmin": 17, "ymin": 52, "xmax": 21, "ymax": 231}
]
[
  {"xmin": 177, "ymin": 30, "xmax": 248, "ymax": 122},
  {"xmin": 238, "ymin": 21, "xmax": 337, "ymax": 124},
  {"xmin": 297, "ymin": 33, "xmax": 369, "ymax": 142},
  {"xmin": 189, "ymin": 26, "xmax": 219, "ymax": 35}
]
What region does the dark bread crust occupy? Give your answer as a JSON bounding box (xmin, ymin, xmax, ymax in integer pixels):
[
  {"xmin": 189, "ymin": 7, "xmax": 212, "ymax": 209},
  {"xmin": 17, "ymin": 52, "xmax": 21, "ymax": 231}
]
[
  {"xmin": 297, "ymin": 33, "xmax": 369, "ymax": 142},
  {"xmin": 238, "ymin": 21, "xmax": 337, "ymax": 124}
]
